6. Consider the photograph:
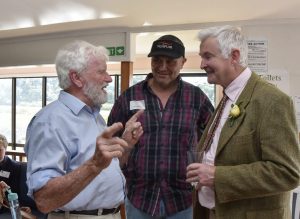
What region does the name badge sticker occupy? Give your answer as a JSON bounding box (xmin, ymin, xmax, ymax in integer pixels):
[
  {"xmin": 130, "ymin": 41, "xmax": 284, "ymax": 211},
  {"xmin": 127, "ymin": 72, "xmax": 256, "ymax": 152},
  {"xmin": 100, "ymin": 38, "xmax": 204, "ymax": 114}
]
[
  {"xmin": 0, "ymin": 170, "xmax": 10, "ymax": 178},
  {"xmin": 130, "ymin": 100, "xmax": 146, "ymax": 110}
]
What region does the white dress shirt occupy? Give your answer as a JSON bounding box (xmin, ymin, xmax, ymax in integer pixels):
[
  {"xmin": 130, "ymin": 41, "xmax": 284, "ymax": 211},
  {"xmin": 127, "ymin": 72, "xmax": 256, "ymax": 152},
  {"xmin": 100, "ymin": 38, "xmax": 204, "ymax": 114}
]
[{"xmin": 199, "ymin": 67, "xmax": 252, "ymax": 209}]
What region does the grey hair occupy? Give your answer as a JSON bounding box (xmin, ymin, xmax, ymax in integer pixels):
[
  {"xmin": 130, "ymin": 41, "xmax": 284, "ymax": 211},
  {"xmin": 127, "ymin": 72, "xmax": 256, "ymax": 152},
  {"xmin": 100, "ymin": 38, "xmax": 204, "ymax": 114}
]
[
  {"xmin": 198, "ymin": 25, "xmax": 248, "ymax": 67},
  {"xmin": 55, "ymin": 40, "xmax": 109, "ymax": 90},
  {"xmin": 0, "ymin": 133, "xmax": 8, "ymax": 149}
]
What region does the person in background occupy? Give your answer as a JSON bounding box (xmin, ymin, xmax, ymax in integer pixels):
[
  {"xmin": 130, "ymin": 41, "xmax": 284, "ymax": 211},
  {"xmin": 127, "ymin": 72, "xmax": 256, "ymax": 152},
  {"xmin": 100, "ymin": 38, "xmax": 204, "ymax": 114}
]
[
  {"xmin": 0, "ymin": 134, "xmax": 21, "ymax": 207},
  {"xmin": 25, "ymin": 40, "xmax": 143, "ymax": 219},
  {"xmin": 186, "ymin": 25, "xmax": 300, "ymax": 219},
  {"xmin": 0, "ymin": 134, "xmax": 35, "ymax": 215},
  {"xmin": 0, "ymin": 181, "xmax": 33, "ymax": 217},
  {"xmin": 108, "ymin": 35, "xmax": 214, "ymax": 219}
]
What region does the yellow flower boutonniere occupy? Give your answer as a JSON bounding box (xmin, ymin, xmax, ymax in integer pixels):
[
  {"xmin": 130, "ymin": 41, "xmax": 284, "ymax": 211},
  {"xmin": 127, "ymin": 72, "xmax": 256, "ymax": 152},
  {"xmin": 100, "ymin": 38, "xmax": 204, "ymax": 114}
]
[{"xmin": 229, "ymin": 104, "xmax": 241, "ymax": 126}]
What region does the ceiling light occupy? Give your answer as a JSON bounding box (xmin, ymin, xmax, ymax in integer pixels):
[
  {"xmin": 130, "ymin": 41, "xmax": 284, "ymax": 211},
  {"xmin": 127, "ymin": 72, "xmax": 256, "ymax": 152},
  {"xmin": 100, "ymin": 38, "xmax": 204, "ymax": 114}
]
[
  {"xmin": 143, "ymin": 22, "xmax": 152, "ymax": 26},
  {"xmin": 137, "ymin": 33, "xmax": 149, "ymax": 37},
  {"xmin": 100, "ymin": 12, "xmax": 122, "ymax": 19},
  {"xmin": 0, "ymin": 19, "xmax": 35, "ymax": 31},
  {"xmin": 39, "ymin": 3, "xmax": 95, "ymax": 26}
]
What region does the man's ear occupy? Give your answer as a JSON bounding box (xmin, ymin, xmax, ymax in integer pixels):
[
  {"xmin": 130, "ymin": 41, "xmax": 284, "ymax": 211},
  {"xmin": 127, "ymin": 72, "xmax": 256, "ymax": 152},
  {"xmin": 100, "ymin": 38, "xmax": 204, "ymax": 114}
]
[
  {"xmin": 231, "ymin": 49, "xmax": 240, "ymax": 65},
  {"xmin": 180, "ymin": 57, "xmax": 187, "ymax": 69},
  {"xmin": 69, "ymin": 70, "xmax": 83, "ymax": 88}
]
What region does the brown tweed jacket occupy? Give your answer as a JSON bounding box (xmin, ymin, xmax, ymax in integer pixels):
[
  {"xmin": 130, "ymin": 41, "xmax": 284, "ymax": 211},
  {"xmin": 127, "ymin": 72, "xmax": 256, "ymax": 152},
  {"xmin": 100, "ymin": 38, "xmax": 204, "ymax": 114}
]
[{"xmin": 194, "ymin": 73, "xmax": 300, "ymax": 219}]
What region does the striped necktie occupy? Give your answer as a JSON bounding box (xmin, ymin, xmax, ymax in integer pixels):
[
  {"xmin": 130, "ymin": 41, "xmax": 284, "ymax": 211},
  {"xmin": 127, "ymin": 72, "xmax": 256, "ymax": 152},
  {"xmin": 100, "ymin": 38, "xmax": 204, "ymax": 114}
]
[{"xmin": 201, "ymin": 94, "xmax": 228, "ymax": 154}]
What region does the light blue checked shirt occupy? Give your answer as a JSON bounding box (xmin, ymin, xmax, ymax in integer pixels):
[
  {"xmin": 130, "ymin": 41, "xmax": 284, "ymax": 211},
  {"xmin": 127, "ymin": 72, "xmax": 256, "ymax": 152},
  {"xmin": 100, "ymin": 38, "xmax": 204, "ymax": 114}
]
[{"xmin": 25, "ymin": 91, "xmax": 125, "ymax": 211}]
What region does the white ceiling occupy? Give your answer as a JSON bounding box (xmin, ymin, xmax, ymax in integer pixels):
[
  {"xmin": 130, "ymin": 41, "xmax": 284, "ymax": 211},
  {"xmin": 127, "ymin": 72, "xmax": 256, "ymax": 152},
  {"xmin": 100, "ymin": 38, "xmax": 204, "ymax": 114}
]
[{"xmin": 1, "ymin": 0, "xmax": 300, "ymax": 55}]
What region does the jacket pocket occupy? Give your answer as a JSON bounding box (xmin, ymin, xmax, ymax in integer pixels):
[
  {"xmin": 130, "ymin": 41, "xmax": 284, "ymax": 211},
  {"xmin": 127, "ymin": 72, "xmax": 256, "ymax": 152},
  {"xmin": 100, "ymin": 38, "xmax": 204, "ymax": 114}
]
[{"xmin": 221, "ymin": 130, "xmax": 259, "ymax": 164}]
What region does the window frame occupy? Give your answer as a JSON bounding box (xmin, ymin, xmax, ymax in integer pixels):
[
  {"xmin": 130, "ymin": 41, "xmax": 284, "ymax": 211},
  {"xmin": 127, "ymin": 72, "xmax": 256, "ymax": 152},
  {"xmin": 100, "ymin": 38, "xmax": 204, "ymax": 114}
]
[{"xmin": 0, "ymin": 73, "xmax": 214, "ymax": 150}]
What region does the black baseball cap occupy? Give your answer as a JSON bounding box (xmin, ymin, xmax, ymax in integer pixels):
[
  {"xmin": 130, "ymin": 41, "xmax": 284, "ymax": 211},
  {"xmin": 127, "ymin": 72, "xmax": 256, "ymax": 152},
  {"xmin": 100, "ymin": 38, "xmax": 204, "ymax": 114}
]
[{"xmin": 148, "ymin": 35, "xmax": 185, "ymax": 58}]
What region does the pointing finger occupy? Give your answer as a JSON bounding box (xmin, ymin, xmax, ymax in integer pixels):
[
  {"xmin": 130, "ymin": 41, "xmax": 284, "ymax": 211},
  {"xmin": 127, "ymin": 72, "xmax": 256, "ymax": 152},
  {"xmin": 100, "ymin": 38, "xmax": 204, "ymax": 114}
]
[
  {"xmin": 128, "ymin": 109, "xmax": 144, "ymax": 123},
  {"xmin": 101, "ymin": 122, "xmax": 123, "ymax": 138}
]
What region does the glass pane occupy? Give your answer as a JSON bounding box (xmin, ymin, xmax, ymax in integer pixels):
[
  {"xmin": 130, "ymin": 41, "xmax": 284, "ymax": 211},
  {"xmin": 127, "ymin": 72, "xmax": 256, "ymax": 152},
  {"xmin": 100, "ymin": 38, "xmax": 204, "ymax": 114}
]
[
  {"xmin": 100, "ymin": 76, "xmax": 115, "ymax": 122},
  {"xmin": 132, "ymin": 74, "xmax": 147, "ymax": 85},
  {"xmin": 182, "ymin": 76, "xmax": 215, "ymax": 106},
  {"xmin": 16, "ymin": 78, "xmax": 43, "ymax": 144},
  {"xmin": 0, "ymin": 79, "xmax": 12, "ymax": 143},
  {"xmin": 47, "ymin": 77, "xmax": 61, "ymax": 105},
  {"xmin": 131, "ymin": 74, "xmax": 215, "ymax": 105}
]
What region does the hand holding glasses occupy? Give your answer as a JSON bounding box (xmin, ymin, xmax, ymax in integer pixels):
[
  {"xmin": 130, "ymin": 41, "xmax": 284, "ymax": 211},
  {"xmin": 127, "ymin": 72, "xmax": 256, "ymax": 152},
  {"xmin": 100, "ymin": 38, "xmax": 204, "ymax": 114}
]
[{"xmin": 187, "ymin": 150, "xmax": 202, "ymax": 188}]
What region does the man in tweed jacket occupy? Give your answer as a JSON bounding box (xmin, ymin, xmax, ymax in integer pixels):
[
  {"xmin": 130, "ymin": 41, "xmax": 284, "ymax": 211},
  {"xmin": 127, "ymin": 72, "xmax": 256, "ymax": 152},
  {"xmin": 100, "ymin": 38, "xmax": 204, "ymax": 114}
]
[{"xmin": 186, "ymin": 25, "xmax": 300, "ymax": 219}]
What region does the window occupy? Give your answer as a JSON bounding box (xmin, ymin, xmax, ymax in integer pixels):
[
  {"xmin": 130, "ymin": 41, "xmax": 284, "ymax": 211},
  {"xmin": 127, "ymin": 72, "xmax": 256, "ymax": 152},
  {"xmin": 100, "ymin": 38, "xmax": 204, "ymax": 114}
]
[
  {"xmin": 132, "ymin": 75, "xmax": 147, "ymax": 85},
  {"xmin": 16, "ymin": 78, "xmax": 43, "ymax": 144},
  {"xmin": 100, "ymin": 75, "xmax": 116, "ymax": 122},
  {"xmin": 0, "ymin": 73, "xmax": 214, "ymax": 149},
  {"xmin": 132, "ymin": 73, "xmax": 215, "ymax": 105},
  {"xmin": 46, "ymin": 77, "xmax": 60, "ymax": 104},
  {"xmin": 181, "ymin": 75, "xmax": 215, "ymax": 105},
  {"xmin": 0, "ymin": 79, "xmax": 12, "ymax": 143}
]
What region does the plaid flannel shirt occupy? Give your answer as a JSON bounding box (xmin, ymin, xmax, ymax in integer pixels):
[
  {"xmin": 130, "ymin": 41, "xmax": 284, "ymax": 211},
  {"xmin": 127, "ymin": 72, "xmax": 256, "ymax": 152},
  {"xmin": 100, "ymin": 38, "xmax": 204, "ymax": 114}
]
[{"xmin": 108, "ymin": 73, "xmax": 214, "ymax": 216}]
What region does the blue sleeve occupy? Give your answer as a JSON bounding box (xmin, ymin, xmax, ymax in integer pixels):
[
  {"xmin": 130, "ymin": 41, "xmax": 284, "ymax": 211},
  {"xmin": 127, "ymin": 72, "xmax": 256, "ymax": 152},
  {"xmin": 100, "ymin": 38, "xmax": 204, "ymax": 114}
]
[{"xmin": 25, "ymin": 118, "xmax": 70, "ymax": 198}]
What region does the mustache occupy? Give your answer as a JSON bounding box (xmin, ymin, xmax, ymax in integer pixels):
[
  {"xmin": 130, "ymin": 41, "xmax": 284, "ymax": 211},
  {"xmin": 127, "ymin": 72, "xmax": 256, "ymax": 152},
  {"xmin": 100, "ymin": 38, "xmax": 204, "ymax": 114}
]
[{"xmin": 100, "ymin": 82, "xmax": 108, "ymax": 89}]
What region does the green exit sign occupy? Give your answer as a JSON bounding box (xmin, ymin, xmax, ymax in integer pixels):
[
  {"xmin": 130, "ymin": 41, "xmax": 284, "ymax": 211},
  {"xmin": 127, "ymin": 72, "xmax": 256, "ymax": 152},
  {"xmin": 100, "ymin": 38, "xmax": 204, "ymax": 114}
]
[{"xmin": 106, "ymin": 46, "xmax": 125, "ymax": 56}]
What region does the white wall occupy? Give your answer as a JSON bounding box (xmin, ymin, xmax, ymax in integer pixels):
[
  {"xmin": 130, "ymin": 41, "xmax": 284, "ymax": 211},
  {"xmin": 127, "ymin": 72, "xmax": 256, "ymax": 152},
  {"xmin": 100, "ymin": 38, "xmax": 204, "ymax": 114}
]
[
  {"xmin": 243, "ymin": 22, "xmax": 300, "ymax": 97},
  {"xmin": 0, "ymin": 20, "xmax": 300, "ymax": 97},
  {"xmin": 0, "ymin": 29, "xmax": 131, "ymax": 66}
]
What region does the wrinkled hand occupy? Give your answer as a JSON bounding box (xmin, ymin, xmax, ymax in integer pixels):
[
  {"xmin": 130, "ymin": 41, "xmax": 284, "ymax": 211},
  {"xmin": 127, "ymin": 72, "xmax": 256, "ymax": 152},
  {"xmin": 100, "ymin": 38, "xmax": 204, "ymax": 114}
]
[
  {"xmin": 92, "ymin": 123, "xmax": 129, "ymax": 170},
  {"xmin": 21, "ymin": 206, "xmax": 32, "ymax": 214},
  {"xmin": 0, "ymin": 181, "xmax": 9, "ymax": 190},
  {"xmin": 21, "ymin": 207, "xmax": 36, "ymax": 219},
  {"xmin": 0, "ymin": 181, "xmax": 8, "ymax": 193},
  {"xmin": 186, "ymin": 163, "xmax": 216, "ymax": 190},
  {"xmin": 0, "ymin": 181, "xmax": 9, "ymax": 208},
  {"xmin": 122, "ymin": 110, "xmax": 144, "ymax": 149}
]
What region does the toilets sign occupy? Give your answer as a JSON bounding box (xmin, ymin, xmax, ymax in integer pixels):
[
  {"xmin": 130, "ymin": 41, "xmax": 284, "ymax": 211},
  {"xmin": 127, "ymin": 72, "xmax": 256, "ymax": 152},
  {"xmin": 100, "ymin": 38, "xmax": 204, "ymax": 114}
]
[{"xmin": 106, "ymin": 46, "xmax": 125, "ymax": 56}]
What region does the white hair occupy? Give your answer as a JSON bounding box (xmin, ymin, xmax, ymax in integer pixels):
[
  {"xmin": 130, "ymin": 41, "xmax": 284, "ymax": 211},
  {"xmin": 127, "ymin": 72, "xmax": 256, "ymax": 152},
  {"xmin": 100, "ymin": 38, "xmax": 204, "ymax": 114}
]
[
  {"xmin": 198, "ymin": 25, "xmax": 248, "ymax": 67},
  {"xmin": 55, "ymin": 40, "xmax": 109, "ymax": 89},
  {"xmin": 0, "ymin": 133, "xmax": 8, "ymax": 149}
]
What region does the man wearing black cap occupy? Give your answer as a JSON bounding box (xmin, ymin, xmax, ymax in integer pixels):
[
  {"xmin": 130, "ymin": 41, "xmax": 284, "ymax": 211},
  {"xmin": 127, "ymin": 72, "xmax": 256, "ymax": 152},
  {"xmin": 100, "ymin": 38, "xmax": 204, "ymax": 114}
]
[{"xmin": 108, "ymin": 35, "xmax": 214, "ymax": 219}]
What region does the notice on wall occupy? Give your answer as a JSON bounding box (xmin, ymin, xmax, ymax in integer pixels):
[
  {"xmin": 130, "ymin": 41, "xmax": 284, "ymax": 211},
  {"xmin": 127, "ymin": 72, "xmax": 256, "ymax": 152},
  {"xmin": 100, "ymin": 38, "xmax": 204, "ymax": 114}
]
[
  {"xmin": 259, "ymin": 69, "xmax": 290, "ymax": 95},
  {"xmin": 293, "ymin": 95, "xmax": 300, "ymax": 130},
  {"xmin": 247, "ymin": 39, "xmax": 268, "ymax": 74}
]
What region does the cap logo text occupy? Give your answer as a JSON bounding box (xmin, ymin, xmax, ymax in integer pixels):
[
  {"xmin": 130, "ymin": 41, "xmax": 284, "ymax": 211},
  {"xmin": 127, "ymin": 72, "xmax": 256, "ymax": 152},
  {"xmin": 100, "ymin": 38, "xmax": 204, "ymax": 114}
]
[{"xmin": 157, "ymin": 41, "xmax": 173, "ymax": 50}]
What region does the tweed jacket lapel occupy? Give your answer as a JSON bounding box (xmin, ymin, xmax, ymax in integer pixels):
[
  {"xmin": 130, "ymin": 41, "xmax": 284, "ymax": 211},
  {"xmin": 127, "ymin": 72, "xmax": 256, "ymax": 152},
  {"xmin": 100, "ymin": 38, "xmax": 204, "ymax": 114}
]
[
  {"xmin": 196, "ymin": 96, "xmax": 222, "ymax": 152},
  {"xmin": 216, "ymin": 73, "xmax": 259, "ymax": 156}
]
